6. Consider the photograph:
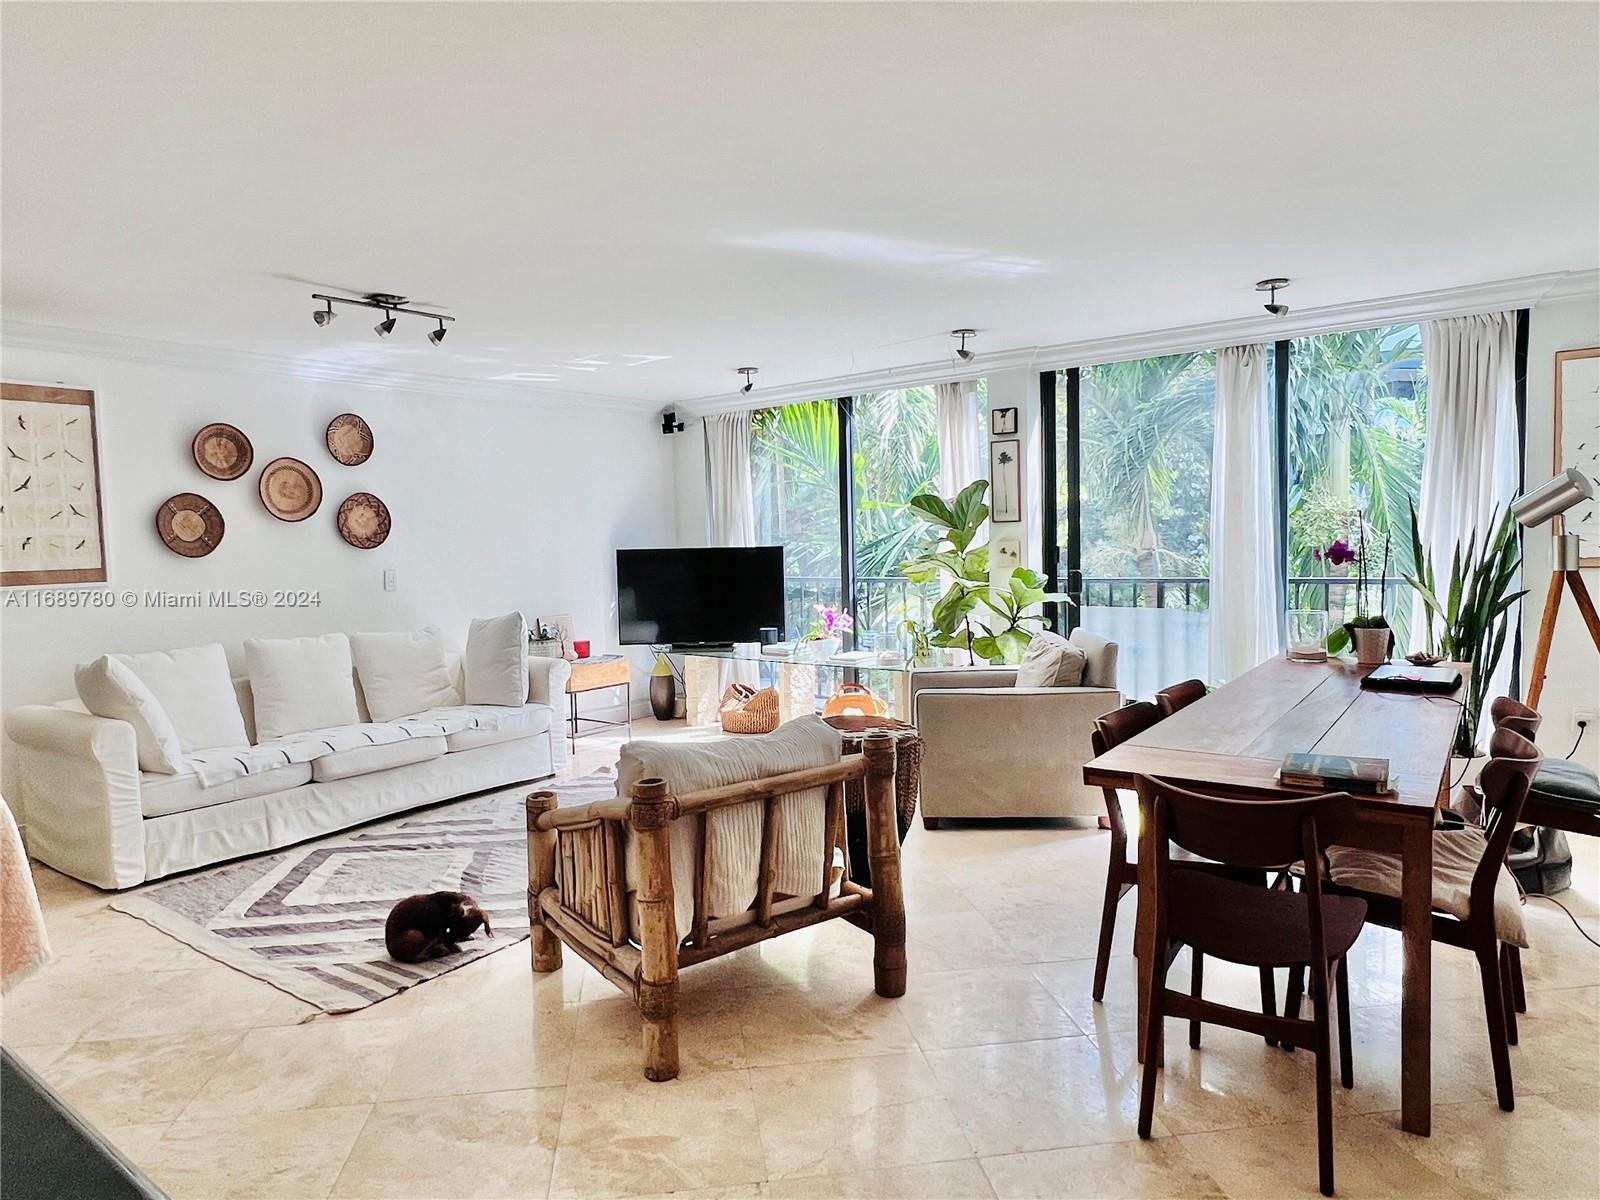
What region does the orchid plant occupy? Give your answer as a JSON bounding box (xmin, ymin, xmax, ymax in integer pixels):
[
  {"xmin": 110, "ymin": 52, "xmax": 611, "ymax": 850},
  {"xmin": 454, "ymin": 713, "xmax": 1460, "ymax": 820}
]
[
  {"xmin": 1320, "ymin": 513, "xmax": 1393, "ymax": 653},
  {"xmin": 806, "ymin": 603, "xmax": 853, "ymax": 642}
]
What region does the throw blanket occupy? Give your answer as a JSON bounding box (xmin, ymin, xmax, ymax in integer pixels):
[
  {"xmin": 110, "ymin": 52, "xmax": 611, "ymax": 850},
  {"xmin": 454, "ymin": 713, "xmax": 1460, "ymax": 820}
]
[
  {"xmin": 1, "ymin": 796, "xmax": 52, "ymax": 991},
  {"xmin": 187, "ymin": 706, "xmax": 509, "ymax": 788}
]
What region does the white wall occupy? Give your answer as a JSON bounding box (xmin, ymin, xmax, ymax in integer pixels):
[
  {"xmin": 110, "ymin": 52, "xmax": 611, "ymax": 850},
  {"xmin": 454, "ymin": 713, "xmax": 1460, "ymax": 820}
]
[
  {"xmin": 0, "ymin": 345, "xmax": 676, "ymax": 729},
  {"xmin": 1521, "ymin": 297, "xmax": 1600, "ymax": 773}
]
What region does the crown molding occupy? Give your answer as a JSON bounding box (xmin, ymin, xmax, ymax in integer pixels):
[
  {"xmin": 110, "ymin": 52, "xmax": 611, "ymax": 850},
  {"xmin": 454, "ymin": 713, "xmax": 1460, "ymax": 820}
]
[
  {"xmin": 681, "ymin": 268, "xmax": 1600, "ymax": 416},
  {"xmin": 0, "ymin": 319, "xmax": 659, "ymax": 414}
]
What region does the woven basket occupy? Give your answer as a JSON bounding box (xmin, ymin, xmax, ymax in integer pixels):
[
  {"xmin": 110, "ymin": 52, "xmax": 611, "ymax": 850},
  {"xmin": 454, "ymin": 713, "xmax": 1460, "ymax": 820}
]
[{"xmin": 719, "ymin": 683, "xmax": 780, "ymax": 735}]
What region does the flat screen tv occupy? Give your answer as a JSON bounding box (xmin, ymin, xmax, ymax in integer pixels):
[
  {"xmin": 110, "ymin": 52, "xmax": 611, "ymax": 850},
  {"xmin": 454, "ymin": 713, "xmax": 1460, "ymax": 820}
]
[{"xmin": 617, "ymin": 547, "xmax": 786, "ymax": 646}]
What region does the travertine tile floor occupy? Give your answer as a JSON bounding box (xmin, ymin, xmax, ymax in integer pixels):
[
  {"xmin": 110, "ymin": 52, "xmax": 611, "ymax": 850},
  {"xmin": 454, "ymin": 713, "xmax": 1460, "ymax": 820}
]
[{"xmin": 4, "ymin": 718, "xmax": 1598, "ymax": 1199}]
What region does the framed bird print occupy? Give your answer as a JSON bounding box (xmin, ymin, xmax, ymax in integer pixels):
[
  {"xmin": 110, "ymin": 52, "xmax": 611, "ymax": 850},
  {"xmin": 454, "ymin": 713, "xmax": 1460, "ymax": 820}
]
[
  {"xmin": 2, "ymin": 383, "xmax": 108, "ymax": 586},
  {"xmin": 1555, "ymin": 348, "xmax": 1599, "ymax": 566}
]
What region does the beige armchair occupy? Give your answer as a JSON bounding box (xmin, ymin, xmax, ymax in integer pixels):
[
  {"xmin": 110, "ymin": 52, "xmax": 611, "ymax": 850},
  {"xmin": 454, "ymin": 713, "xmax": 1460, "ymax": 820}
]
[{"xmin": 911, "ymin": 627, "xmax": 1120, "ymax": 826}]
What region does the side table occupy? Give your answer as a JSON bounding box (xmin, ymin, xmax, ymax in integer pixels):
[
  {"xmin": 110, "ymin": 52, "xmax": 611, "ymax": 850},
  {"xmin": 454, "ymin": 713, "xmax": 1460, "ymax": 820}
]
[
  {"xmin": 824, "ymin": 715, "xmax": 921, "ymax": 888},
  {"xmin": 565, "ymin": 655, "xmax": 631, "ymax": 752}
]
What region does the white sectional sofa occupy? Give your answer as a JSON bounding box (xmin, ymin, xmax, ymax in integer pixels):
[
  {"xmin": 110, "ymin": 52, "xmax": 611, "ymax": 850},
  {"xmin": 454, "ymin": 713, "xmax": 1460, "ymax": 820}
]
[{"xmin": 5, "ymin": 645, "xmax": 570, "ymax": 890}]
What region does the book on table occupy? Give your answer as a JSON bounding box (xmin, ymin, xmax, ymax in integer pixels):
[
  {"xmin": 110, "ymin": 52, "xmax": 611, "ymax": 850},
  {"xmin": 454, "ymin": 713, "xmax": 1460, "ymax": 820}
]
[{"xmin": 1278, "ymin": 752, "xmax": 1392, "ymax": 795}]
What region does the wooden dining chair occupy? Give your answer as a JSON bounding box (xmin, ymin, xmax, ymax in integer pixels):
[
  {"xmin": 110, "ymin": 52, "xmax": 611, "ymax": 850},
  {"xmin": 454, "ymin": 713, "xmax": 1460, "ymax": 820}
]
[
  {"xmin": 1154, "ymin": 678, "xmax": 1207, "ymax": 718},
  {"xmin": 1489, "ymin": 696, "xmax": 1542, "ymax": 742},
  {"xmin": 1134, "ymin": 775, "xmax": 1364, "ymax": 1198},
  {"xmin": 1322, "ymin": 727, "xmax": 1542, "ymax": 1112},
  {"xmin": 1488, "ymin": 696, "xmax": 1541, "ymax": 1018},
  {"xmin": 1090, "ymin": 704, "xmax": 1278, "ymax": 1047}
]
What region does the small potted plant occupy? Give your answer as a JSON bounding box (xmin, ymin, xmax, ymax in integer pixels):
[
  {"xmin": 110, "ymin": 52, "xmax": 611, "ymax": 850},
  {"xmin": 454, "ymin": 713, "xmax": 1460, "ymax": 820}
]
[
  {"xmin": 800, "ymin": 603, "xmax": 852, "ymax": 660},
  {"xmin": 1324, "ymin": 519, "xmax": 1393, "ymax": 665}
]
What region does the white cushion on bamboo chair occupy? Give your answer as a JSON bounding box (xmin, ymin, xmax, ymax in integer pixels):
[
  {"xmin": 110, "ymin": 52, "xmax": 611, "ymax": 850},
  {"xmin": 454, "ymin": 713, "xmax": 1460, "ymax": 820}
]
[
  {"xmin": 616, "ymin": 715, "xmax": 843, "ymax": 939},
  {"xmin": 1325, "ymin": 827, "xmax": 1527, "ymax": 948}
]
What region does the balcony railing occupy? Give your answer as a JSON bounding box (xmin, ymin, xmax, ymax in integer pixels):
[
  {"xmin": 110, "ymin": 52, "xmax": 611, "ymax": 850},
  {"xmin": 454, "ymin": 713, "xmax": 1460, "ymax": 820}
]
[{"xmin": 784, "ymin": 575, "xmax": 936, "ymax": 642}]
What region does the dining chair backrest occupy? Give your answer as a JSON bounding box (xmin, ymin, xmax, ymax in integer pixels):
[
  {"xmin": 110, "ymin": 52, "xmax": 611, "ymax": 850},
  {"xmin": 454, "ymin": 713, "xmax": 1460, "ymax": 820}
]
[
  {"xmin": 1471, "ymin": 727, "xmax": 1542, "ymax": 916},
  {"xmin": 1133, "ymin": 774, "xmax": 1356, "ymax": 873},
  {"xmin": 1155, "ymin": 678, "xmax": 1207, "ymax": 718},
  {"xmin": 1488, "ymin": 696, "xmax": 1542, "ymax": 741},
  {"xmin": 1092, "ymin": 700, "xmax": 1162, "ymax": 756}
]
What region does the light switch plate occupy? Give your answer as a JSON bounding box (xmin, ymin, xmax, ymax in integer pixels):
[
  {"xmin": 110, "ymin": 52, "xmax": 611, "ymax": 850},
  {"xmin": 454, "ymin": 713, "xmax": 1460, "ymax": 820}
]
[{"xmin": 383, "ymin": 569, "xmax": 397, "ymax": 592}]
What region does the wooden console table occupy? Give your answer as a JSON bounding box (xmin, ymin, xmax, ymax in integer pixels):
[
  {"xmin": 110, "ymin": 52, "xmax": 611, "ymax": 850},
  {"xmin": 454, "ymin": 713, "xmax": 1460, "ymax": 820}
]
[{"xmin": 564, "ymin": 655, "xmax": 631, "ymax": 752}]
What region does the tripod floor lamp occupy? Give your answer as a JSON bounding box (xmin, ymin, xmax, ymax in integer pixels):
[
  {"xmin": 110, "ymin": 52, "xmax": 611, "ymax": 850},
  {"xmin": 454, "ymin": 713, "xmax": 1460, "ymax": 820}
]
[{"xmin": 1513, "ymin": 468, "xmax": 1600, "ymax": 709}]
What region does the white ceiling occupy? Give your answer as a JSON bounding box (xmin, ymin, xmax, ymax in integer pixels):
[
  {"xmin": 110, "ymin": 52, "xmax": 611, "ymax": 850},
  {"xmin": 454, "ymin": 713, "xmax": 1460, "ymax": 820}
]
[{"xmin": 3, "ymin": 1, "xmax": 1597, "ymax": 410}]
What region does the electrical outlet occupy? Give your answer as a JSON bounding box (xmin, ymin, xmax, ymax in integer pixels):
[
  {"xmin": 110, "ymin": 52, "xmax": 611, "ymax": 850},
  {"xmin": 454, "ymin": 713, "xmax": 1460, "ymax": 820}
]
[
  {"xmin": 1575, "ymin": 707, "xmax": 1598, "ymax": 735},
  {"xmin": 382, "ymin": 569, "xmax": 397, "ymax": 592}
]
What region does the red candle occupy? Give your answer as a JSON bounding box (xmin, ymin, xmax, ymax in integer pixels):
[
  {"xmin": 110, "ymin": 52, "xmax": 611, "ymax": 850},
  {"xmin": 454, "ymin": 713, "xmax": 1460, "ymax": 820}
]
[{"xmin": 573, "ymin": 640, "xmax": 591, "ymax": 659}]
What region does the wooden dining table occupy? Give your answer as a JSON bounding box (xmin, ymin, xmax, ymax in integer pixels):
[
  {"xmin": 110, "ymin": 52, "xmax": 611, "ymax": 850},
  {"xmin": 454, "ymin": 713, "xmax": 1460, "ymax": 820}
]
[{"xmin": 1082, "ymin": 655, "xmax": 1467, "ymax": 1137}]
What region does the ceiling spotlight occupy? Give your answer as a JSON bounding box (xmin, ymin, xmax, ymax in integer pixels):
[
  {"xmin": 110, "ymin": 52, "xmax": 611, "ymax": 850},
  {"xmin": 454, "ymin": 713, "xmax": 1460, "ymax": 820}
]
[
  {"xmin": 737, "ymin": 367, "xmax": 759, "ymax": 394},
  {"xmin": 952, "ymin": 329, "xmax": 977, "ymax": 362},
  {"xmin": 428, "ymin": 319, "xmax": 448, "ymax": 346},
  {"xmin": 312, "ymin": 300, "xmax": 336, "ymax": 327},
  {"xmin": 1256, "ymin": 278, "xmax": 1291, "ymax": 317},
  {"xmin": 311, "ymin": 293, "xmax": 455, "ymax": 341},
  {"xmin": 374, "ymin": 311, "xmax": 397, "ymax": 338}
]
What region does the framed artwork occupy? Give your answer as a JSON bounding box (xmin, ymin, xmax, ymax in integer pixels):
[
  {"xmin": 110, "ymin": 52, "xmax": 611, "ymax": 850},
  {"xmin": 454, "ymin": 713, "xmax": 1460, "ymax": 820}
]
[
  {"xmin": 1555, "ymin": 347, "xmax": 1599, "ymax": 566},
  {"xmin": 994, "ymin": 534, "xmax": 1023, "ymax": 571},
  {"xmin": 990, "ymin": 439, "xmax": 1021, "ymax": 523},
  {"xmin": 2, "ymin": 383, "xmax": 108, "ymax": 586},
  {"xmin": 990, "ymin": 406, "xmax": 1018, "ymax": 436}
]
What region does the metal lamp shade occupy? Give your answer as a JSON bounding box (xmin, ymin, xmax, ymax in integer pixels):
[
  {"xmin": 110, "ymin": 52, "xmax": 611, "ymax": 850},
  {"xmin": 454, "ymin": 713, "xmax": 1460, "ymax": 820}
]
[{"xmin": 1510, "ymin": 467, "xmax": 1593, "ymax": 528}]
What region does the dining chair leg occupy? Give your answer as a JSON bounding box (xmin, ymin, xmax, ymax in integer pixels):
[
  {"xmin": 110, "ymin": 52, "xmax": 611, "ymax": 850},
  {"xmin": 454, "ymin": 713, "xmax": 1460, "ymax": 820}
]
[
  {"xmin": 1259, "ymin": 967, "xmax": 1278, "ymax": 1048},
  {"xmin": 1476, "ymin": 943, "xmax": 1516, "ymax": 1112},
  {"xmin": 1189, "ymin": 951, "xmax": 1204, "ymax": 1049},
  {"xmin": 1281, "ymin": 965, "xmax": 1305, "ymax": 1052},
  {"xmin": 1498, "ymin": 945, "xmax": 1519, "ymax": 1046},
  {"xmin": 1335, "ymin": 956, "xmax": 1354, "ymax": 1089},
  {"xmin": 1506, "ymin": 944, "xmax": 1526, "ymax": 1013},
  {"xmin": 1092, "ymin": 838, "xmax": 1126, "ymax": 1003},
  {"xmin": 1137, "ymin": 942, "xmax": 1166, "ymax": 1139},
  {"xmin": 1311, "ymin": 962, "xmax": 1336, "ymax": 1197}
]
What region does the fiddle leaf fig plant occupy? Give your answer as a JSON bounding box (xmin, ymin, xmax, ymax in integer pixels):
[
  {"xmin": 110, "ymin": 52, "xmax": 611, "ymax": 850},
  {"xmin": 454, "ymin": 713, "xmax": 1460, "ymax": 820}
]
[{"xmin": 898, "ymin": 480, "xmax": 1058, "ymax": 665}]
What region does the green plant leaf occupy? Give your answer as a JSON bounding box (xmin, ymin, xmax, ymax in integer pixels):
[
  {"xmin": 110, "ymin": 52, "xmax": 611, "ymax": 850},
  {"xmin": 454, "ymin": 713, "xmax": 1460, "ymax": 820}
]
[{"xmin": 908, "ymin": 493, "xmax": 956, "ymax": 529}]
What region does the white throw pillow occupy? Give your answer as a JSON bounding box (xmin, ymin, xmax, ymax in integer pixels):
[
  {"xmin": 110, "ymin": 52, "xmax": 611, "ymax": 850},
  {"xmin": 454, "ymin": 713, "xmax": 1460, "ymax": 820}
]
[
  {"xmin": 113, "ymin": 642, "xmax": 249, "ymax": 752},
  {"xmin": 75, "ymin": 655, "xmax": 185, "ymax": 773},
  {"xmin": 463, "ymin": 613, "xmax": 528, "ymax": 706},
  {"xmin": 1014, "ymin": 629, "xmax": 1087, "ymax": 688},
  {"xmin": 245, "ymin": 633, "xmax": 361, "ymax": 741},
  {"xmin": 350, "ymin": 627, "xmax": 460, "ymax": 721}
]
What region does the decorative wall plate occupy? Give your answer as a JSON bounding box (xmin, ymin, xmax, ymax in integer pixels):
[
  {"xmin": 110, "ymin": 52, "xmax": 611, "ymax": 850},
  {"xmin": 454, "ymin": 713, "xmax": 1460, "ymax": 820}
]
[
  {"xmin": 191, "ymin": 423, "xmax": 253, "ymax": 480},
  {"xmin": 325, "ymin": 413, "xmax": 374, "ymax": 466},
  {"xmin": 258, "ymin": 457, "xmax": 323, "ymax": 521},
  {"xmin": 336, "ymin": 491, "xmax": 391, "ymax": 549},
  {"xmin": 156, "ymin": 492, "xmax": 224, "ymax": 557}
]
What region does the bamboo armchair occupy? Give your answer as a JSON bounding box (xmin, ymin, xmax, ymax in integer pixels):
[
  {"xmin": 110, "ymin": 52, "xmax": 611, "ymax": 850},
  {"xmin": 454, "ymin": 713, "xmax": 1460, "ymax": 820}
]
[{"xmin": 525, "ymin": 732, "xmax": 906, "ymax": 1081}]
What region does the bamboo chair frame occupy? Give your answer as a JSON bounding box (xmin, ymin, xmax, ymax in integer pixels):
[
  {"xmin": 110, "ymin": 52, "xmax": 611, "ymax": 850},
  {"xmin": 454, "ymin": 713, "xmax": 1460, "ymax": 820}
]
[{"xmin": 525, "ymin": 733, "xmax": 906, "ymax": 1081}]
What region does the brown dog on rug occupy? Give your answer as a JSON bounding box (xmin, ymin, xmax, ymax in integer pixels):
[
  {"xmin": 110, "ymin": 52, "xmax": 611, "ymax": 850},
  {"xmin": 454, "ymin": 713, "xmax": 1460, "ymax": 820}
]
[{"xmin": 385, "ymin": 892, "xmax": 493, "ymax": 963}]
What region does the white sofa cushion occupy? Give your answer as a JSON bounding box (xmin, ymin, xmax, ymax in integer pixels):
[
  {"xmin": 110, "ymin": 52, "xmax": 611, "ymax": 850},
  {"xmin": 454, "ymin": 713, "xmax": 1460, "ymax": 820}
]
[
  {"xmin": 437, "ymin": 704, "xmax": 553, "ymax": 752},
  {"xmin": 464, "ymin": 613, "xmax": 528, "ymax": 705},
  {"xmin": 245, "ymin": 633, "xmax": 360, "ymax": 741},
  {"xmin": 310, "ymin": 734, "xmax": 447, "ymax": 782},
  {"xmin": 1014, "ymin": 629, "xmax": 1087, "ymax": 688},
  {"xmin": 617, "ymin": 716, "xmax": 842, "ymax": 938},
  {"xmin": 141, "ymin": 760, "xmax": 313, "ymax": 819},
  {"xmin": 350, "ymin": 628, "xmax": 460, "ymax": 722},
  {"xmin": 1327, "ymin": 826, "xmax": 1528, "ymax": 947},
  {"xmin": 114, "ymin": 643, "xmax": 249, "ymax": 753},
  {"xmin": 75, "ymin": 655, "xmax": 185, "ymax": 774}
]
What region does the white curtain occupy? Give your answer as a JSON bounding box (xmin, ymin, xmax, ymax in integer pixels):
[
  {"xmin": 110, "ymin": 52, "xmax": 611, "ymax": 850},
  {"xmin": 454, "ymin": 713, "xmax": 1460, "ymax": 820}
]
[
  {"xmin": 936, "ymin": 380, "xmax": 982, "ymax": 500},
  {"xmin": 1416, "ymin": 310, "xmax": 1520, "ymax": 704},
  {"xmin": 703, "ymin": 411, "xmax": 755, "ymax": 548},
  {"xmin": 1208, "ymin": 344, "xmax": 1284, "ymax": 682}
]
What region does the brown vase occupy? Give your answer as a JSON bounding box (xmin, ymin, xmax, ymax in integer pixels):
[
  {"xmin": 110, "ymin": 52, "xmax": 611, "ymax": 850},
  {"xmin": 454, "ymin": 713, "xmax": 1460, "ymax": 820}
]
[{"xmin": 1346, "ymin": 624, "xmax": 1394, "ymax": 666}]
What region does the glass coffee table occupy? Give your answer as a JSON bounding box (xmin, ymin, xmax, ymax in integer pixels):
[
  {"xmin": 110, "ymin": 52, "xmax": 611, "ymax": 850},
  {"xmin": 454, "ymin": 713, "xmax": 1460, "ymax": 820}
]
[{"xmin": 680, "ymin": 645, "xmax": 917, "ymax": 727}]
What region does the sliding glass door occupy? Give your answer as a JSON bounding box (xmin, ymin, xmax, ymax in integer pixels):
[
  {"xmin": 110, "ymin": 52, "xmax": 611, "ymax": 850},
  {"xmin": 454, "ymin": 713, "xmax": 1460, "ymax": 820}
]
[
  {"xmin": 851, "ymin": 387, "xmax": 941, "ymax": 647},
  {"xmin": 751, "ymin": 401, "xmax": 841, "ymax": 641}
]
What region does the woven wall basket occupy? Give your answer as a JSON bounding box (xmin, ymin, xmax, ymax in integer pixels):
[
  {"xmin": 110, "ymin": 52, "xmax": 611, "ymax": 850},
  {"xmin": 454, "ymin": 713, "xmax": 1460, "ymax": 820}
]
[{"xmin": 719, "ymin": 683, "xmax": 780, "ymax": 735}]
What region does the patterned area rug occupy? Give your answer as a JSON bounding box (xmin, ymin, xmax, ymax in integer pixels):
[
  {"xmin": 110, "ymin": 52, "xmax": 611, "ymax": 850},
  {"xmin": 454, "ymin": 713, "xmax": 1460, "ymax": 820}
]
[{"xmin": 111, "ymin": 769, "xmax": 618, "ymax": 1014}]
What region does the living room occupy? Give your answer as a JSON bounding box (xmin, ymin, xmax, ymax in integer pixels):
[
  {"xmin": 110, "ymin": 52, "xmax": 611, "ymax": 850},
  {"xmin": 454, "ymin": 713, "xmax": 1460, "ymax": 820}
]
[{"xmin": 2, "ymin": 3, "xmax": 1598, "ymax": 1199}]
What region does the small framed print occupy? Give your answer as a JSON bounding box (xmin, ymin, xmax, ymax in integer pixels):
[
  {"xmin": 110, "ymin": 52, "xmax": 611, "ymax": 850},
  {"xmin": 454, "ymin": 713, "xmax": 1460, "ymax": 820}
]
[
  {"xmin": 990, "ymin": 406, "xmax": 1018, "ymax": 436},
  {"xmin": 994, "ymin": 534, "xmax": 1023, "ymax": 571},
  {"xmin": 990, "ymin": 439, "xmax": 1021, "ymax": 523},
  {"xmin": 1555, "ymin": 347, "xmax": 1599, "ymax": 565}
]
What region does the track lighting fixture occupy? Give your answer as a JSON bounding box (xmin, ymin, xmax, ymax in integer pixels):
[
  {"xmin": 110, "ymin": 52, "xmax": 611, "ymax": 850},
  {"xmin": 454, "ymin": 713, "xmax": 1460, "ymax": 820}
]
[
  {"xmin": 311, "ymin": 292, "xmax": 456, "ymax": 342},
  {"xmin": 952, "ymin": 329, "xmax": 976, "ymax": 362},
  {"xmin": 737, "ymin": 367, "xmax": 759, "ymax": 394},
  {"xmin": 1256, "ymin": 278, "xmax": 1290, "ymax": 318}
]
